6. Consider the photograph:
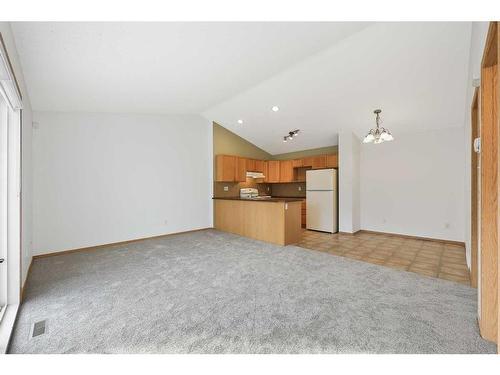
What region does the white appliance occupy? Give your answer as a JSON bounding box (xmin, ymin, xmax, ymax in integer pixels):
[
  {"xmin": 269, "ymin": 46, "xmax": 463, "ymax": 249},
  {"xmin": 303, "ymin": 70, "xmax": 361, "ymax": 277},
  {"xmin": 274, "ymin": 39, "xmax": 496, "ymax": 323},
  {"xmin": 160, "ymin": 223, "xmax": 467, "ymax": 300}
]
[
  {"xmin": 246, "ymin": 171, "xmax": 265, "ymax": 179},
  {"xmin": 306, "ymin": 169, "xmax": 338, "ymax": 233},
  {"xmin": 240, "ymin": 188, "xmax": 259, "ymax": 199}
]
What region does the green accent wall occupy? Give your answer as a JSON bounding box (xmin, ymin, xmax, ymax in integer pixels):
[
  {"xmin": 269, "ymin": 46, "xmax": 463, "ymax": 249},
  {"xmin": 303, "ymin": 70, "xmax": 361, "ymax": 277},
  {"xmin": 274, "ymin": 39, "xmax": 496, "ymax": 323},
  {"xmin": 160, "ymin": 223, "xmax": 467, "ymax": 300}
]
[
  {"xmin": 213, "ymin": 122, "xmax": 337, "ymax": 160},
  {"xmin": 213, "ymin": 122, "xmax": 271, "ymax": 159},
  {"xmin": 271, "ymin": 145, "xmax": 338, "ymax": 160}
]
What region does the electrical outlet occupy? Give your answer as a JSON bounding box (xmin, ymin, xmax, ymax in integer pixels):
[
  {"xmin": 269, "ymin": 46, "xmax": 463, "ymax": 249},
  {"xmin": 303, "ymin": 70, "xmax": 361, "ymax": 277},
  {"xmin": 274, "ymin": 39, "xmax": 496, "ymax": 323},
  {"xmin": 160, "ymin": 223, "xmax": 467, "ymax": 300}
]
[
  {"xmin": 223, "ymin": 186, "xmax": 229, "ymax": 191},
  {"xmin": 298, "ymin": 186, "xmax": 302, "ymax": 191}
]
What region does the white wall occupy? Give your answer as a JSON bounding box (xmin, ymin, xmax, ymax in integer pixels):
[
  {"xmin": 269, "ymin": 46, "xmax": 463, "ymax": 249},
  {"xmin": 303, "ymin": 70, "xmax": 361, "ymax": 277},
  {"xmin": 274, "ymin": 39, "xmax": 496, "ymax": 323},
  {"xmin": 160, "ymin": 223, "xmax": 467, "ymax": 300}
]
[
  {"xmin": 0, "ymin": 23, "xmax": 33, "ymax": 287},
  {"xmin": 463, "ymin": 22, "xmax": 489, "ymax": 268},
  {"xmin": 360, "ymin": 128, "xmax": 465, "ymax": 242},
  {"xmin": 339, "ymin": 131, "xmax": 360, "ymax": 233},
  {"xmin": 32, "ymin": 112, "xmax": 213, "ymax": 255}
]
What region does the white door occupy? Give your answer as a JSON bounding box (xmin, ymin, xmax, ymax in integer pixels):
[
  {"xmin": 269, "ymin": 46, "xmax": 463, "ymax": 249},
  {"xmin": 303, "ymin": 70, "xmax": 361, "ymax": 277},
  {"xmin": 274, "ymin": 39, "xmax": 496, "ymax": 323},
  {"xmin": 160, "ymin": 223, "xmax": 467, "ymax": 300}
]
[{"xmin": 306, "ymin": 191, "xmax": 334, "ymax": 232}]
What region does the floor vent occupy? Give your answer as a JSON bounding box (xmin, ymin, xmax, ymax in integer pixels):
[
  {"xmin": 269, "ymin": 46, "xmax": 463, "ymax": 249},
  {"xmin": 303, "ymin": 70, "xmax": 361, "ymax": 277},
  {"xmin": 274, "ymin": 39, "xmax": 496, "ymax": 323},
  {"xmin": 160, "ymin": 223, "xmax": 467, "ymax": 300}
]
[{"xmin": 31, "ymin": 320, "xmax": 47, "ymax": 338}]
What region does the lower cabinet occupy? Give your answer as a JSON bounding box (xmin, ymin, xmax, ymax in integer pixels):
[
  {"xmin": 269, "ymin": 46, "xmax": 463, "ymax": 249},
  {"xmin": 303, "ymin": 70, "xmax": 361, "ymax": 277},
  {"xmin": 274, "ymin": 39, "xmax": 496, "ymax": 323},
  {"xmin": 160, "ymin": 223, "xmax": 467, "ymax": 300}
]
[{"xmin": 301, "ymin": 200, "xmax": 306, "ymax": 228}]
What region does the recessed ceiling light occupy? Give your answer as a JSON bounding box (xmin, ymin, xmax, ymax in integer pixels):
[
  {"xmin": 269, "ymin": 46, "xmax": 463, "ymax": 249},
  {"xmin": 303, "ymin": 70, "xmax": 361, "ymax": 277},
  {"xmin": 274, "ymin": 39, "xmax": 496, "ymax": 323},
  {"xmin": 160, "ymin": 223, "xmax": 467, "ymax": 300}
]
[
  {"xmin": 237, "ymin": 119, "xmax": 243, "ymax": 124},
  {"xmin": 272, "ymin": 106, "xmax": 279, "ymax": 112}
]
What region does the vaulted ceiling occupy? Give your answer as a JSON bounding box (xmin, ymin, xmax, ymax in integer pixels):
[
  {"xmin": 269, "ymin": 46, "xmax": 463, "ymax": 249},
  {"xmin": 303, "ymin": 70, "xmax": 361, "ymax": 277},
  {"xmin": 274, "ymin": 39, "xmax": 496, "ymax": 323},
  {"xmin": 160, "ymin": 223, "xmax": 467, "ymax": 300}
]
[{"xmin": 12, "ymin": 22, "xmax": 471, "ymax": 154}]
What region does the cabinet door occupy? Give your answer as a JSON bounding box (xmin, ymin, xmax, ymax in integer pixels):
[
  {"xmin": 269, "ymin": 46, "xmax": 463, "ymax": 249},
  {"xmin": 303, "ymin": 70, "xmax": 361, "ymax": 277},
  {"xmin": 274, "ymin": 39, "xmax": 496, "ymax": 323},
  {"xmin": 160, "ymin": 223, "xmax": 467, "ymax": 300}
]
[
  {"xmin": 326, "ymin": 154, "xmax": 338, "ymax": 168},
  {"xmin": 312, "ymin": 155, "xmax": 327, "ymax": 169},
  {"xmin": 263, "ymin": 161, "xmax": 269, "ymax": 182},
  {"xmin": 246, "ymin": 158, "xmax": 256, "ymax": 172},
  {"xmin": 267, "ymin": 161, "xmax": 280, "ymax": 183},
  {"xmin": 302, "ymin": 157, "xmax": 313, "ymax": 167},
  {"xmin": 254, "ymin": 159, "xmax": 264, "ymax": 173},
  {"xmin": 279, "ymin": 160, "xmax": 294, "ymax": 182},
  {"xmin": 292, "ymin": 159, "xmax": 303, "ymax": 168},
  {"xmin": 215, "ymin": 155, "xmax": 236, "ymax": 181},
  {"xmin": 235, "ymin": 157, "xmax": 247, "ymax": 182},
  {"xmin": 301, "ymin": 200, "xmax": 306, "ymax": 228}
]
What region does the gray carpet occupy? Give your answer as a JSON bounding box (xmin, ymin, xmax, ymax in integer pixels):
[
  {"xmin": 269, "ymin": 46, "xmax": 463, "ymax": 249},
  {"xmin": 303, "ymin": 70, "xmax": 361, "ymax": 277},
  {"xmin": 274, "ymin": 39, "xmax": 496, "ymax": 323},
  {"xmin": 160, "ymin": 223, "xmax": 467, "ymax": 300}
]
[{"xmin": 9, "ymin": 229, "xmax": 496, "ymax": 354}]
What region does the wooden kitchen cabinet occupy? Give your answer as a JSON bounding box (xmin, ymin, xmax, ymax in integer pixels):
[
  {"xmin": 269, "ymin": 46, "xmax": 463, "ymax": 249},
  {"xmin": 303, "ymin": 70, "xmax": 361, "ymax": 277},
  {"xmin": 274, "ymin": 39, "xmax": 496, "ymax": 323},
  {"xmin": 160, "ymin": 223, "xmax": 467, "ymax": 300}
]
[
  {"xmin": 279, "ymin": 160, "xmax": 294, "ymax": 182},
  {"xmin": 312, "ymin": 155, "xmax": 326, "ymax": 169},
  {"xmin": 254, "ymin": 159, "xmax": 265, "ymax": 173},
  {"xmin": 301, "ymin": 200, "xmax": 306, "ymax": 228},
  {"xmin": 267, "ymin": 161, "xmax": 280, "ymax": 183},
  {"xmin": 326, "ymin": 154, "xmax": 338, "ymax": 168},
  {"xmin": 302, "ymin": 157, "xmax": 313, "ymax": 167},
  {"xmin": 246, "ymin": 158, "xmax": 256, "ymax": 172},
  {"xmin": 215, "ymin": 155, "xmax": 236, "ymax": 182},
  {"xmin": 235, "ymin": 157, "xmax": 247, "ymax": 182},
  {"xmin": 292, "ymin": 159, "xmax": 303, "ymax": 168}
]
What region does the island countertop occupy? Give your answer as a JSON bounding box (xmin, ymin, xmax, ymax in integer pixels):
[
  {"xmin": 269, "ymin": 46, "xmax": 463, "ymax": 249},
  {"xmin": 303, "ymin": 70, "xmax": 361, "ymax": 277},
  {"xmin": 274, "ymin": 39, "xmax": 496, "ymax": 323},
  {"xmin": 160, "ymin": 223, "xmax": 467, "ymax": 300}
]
[
  {"xmin": 213, "ymin": 197, "xmax": 302, "ymax": 245},
  {"xmin": 212, "ymin": 196, "xmax": 304, "ymax": 203}
]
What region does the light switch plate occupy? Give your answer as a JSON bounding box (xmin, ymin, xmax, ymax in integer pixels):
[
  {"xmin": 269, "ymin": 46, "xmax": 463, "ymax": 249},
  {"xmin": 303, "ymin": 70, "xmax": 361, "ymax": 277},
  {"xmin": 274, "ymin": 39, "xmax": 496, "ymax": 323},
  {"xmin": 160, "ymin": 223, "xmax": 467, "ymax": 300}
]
[{"xmin": 224, "ymin": 186, "xmax": 229, "ymax": 191}]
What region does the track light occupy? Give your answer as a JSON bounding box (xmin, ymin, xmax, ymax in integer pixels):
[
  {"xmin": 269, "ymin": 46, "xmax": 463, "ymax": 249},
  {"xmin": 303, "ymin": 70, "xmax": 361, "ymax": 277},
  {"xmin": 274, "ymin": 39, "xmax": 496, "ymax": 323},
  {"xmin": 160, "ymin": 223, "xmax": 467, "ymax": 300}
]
[{"xmin": 282, "ymin": 129, "xmax": 300, "ymax": 143}]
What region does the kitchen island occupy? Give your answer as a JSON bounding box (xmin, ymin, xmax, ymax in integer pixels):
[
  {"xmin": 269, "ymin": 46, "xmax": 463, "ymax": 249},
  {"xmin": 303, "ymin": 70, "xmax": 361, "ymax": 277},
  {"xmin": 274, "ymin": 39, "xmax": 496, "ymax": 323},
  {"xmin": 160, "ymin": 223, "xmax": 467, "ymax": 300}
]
[{"xmin": 213, "ymin": 197, "xmax": 302, "ymax": 246}]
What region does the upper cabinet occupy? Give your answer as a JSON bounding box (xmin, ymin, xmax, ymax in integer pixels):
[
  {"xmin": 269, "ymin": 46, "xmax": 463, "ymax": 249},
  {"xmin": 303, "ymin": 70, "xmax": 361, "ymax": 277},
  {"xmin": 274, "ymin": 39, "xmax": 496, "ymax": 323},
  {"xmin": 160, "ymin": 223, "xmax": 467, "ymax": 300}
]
[
  {"xmin": 326, "ymin": 154, "xmax": 338, "ymax": 168},
  {"xmin": 215, "ymin": 155, "xmax": 236, "ymax": 182},
  {"xmin": 246, "ymin": 158, "xmax": 256, "ymax": 172},
  {"xmin": 215, "ymin": 152, "xmax": 337, "ymax": 183},
  {"xmin": 254, "ymin": 159, "xmax": 265, "ymax": 173},
  {"xmin": 312, "ymin": 155, "xmax": 326, "ymax": 169},
  {"xmin": 267, "ymin": 161, "xmax": 281, "ymax": 183},
  {"xmin": 302, "ymin": 157, "xmax": 313, "ymax": 167},
  {"xmin": 279, "ymin": 160, "xmax": 294, "ymax": 182},
  {"xmin": 235, "ymin": 157, "xmax": 247, "ymax": 182}
]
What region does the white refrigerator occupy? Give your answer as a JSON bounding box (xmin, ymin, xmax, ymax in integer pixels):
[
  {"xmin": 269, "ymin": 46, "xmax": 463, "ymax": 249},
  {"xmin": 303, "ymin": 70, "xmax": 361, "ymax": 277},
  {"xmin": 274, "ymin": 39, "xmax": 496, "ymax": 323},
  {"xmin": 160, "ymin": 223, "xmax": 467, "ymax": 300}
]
[{"xmin": 306, "ymin": 169, "xmax": 338, "ymax": 233}]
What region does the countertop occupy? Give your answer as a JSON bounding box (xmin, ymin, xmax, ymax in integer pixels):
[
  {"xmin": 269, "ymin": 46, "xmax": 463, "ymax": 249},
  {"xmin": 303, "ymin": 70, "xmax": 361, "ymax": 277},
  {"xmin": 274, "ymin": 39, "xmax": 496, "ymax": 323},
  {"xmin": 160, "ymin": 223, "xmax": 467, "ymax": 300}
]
[{"xmin": 213, "ymin": 196, "xmax": 304, "ymax": 203}]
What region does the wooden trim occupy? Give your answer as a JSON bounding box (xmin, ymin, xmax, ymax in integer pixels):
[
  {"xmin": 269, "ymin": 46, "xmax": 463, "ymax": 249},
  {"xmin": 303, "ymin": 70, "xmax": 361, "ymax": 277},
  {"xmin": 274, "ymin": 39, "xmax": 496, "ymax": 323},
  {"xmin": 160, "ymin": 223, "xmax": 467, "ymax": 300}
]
[
  {"xmin": 471, "ymin": 86, "xmax": 479, "ymax": 288},
  {"xmin": 479, "ymin": 21, "xmax": 499, "ymax": 345},
  {"xmin": 358, "ymin": 230, "xmax": 465, "ymax": 247},
  {"xmin": 482, "ymin": 22, "xmax": 498, "ymax": 69},
  {"xmin": 32, "ymin": 228, "xmax": 212, "ymax": 259}
]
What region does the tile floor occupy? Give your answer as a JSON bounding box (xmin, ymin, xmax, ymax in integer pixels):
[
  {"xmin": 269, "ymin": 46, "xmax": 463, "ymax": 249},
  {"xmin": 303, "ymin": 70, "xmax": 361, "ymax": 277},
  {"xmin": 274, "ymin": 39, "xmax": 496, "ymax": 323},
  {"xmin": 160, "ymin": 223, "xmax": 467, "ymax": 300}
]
[{"xmin": 297, "ymin": 230, "xmax": 470, "ymax": 285}]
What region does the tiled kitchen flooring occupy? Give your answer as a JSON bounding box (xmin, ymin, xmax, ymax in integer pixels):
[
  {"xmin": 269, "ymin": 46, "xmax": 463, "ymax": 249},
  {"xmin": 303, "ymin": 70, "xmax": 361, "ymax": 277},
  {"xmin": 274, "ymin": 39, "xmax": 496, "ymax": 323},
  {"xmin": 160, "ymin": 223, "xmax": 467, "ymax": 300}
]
[{"xmin": 297, "ymin": 230, "xmax": 470, "ymax": 285}]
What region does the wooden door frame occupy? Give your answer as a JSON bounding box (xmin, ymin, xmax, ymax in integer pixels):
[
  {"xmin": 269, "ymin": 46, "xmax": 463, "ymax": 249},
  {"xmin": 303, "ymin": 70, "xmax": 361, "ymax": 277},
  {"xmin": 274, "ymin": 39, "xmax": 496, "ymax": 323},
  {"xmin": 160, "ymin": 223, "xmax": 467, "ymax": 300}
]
[
  {"xmin": 471, "ymin": 87, "xmax": 479, "ymax": 289},
  {"xmin": 479, "ymin": 21, "xmax": 499, "ymax": 346}
]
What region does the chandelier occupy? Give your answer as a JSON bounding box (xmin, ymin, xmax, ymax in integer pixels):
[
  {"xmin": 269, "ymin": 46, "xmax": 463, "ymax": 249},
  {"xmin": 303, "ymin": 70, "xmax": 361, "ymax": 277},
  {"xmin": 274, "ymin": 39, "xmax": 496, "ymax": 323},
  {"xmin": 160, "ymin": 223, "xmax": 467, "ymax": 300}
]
[{"xmin": 362, "ymin": 109, "xmax": 393, "ymax": 144}]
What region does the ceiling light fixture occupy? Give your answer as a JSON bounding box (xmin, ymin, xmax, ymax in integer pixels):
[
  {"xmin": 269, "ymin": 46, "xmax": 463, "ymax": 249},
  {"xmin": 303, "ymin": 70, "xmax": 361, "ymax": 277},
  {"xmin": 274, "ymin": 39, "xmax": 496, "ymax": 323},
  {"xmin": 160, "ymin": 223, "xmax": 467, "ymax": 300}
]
[
  {"xmin": 362, "ymin": 109, "xmax": 394, "ymax": 144},
  {"xmin": 272, "ymin": 106, "xmax": 279, "ymax": 112},
  {"xmin": 283, "ymin": 129, "xmax": 300, "ymax": 142},
  {"xmin": 237, "ymin": 119, "xmax": 243, "ymax": 124}
]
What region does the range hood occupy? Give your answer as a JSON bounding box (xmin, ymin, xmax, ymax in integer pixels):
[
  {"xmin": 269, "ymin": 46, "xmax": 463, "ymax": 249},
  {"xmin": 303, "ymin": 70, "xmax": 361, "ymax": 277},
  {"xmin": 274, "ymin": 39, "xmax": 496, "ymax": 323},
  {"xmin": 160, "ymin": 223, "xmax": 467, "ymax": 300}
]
[{"xmin": 246, "ymin": 172, "xmax": 265, "ymax": 179}]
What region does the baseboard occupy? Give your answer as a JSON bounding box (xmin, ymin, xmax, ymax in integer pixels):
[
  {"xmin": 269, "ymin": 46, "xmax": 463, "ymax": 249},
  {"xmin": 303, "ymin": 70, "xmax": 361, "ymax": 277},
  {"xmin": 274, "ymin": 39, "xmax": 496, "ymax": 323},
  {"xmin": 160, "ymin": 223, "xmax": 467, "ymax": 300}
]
[
  {"xmin": 20, "ymin": 258, "xmax": 33, "ymax": 302},
  {"xmin": 338, "ymin": 230, "xmax": 361, "ymax": 235},
  {"xmin": 358, "ymin": 230, "xmax": 465, "ymax": 247},
  {"xmin": 33, "ymin": 227, "xmax": 213, "ymax": 260}
]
